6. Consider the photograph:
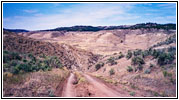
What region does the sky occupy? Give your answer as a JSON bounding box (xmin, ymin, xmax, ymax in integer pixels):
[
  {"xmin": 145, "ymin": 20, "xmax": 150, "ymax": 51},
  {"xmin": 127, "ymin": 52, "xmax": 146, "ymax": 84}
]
[{"xmin": 3, "ymin": 3, "xmax": 176, "ymax": 31}]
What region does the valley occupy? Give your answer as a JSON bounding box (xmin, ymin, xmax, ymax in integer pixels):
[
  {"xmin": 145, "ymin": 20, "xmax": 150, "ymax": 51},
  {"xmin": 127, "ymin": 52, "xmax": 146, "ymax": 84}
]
[{"xmin": 3, "ymin": 23, "xmax": 177, "ymax": 97}]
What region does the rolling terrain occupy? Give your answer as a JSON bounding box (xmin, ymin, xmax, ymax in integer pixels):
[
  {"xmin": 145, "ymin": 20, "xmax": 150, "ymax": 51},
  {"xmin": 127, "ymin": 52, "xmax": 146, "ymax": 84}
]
[{"xmin": 3, "ymin": 23, "xmax": 176, "ymax": 97}]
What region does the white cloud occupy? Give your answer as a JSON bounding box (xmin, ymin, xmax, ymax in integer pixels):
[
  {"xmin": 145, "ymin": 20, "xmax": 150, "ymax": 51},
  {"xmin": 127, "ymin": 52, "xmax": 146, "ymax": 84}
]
[
  {"xmin": 158, "ymin": 3, "xmax": 176, "ymax": 9},
  {"xmin": 23, "ymin": 9, "xmax": 38, "ymax": 13},
  {"xmin": 4, "ymin": 4, "xmax": 137, "ymax": 30}
]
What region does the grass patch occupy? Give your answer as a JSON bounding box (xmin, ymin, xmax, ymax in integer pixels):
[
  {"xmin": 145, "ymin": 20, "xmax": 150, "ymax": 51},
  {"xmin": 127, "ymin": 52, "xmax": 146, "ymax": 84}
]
[
  {"xmin": 129, "ymin": 91, "xmax": 135, "ymax": 96},
  {"xmin": 74, "ymin": 72, "xmax": 86, "ymax": 84}
]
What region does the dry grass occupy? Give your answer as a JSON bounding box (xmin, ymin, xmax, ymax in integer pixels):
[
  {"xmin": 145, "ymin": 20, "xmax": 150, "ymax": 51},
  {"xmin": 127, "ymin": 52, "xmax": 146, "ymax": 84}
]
[
  {"xmin": 74, "ymin": 71, "xmax": 86, "ymax": 84},
  {"xmin": 3, "ymin": 68, "xmax": 70, "ymax": 97}
]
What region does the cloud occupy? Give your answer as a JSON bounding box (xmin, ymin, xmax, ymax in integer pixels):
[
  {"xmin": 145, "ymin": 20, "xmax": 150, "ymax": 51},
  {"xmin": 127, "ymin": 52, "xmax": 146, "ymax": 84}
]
[
  {"xmin": 158, "ymin": 3, "xmax": 176, "ymax": 9},
  {"xmin": 23, "ymin": 9, "xmax": 38, "ymax": 13},
  {"xmin": 4, "ymin": 4, "xmax": 137, "ymax": 30}
]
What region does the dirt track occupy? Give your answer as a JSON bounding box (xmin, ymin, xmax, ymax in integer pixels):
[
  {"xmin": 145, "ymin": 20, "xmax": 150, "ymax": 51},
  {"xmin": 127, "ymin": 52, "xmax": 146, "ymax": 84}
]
[
  {"xmin": 82, "ymin": 74, "xmax": 123, "ymax": 97},
  {"xmin": 62, "ymin": 72, "xmax": 126, "ymax": 97},
  {"xmin": 62, "ymin": 73, "xmax": 75, "ymax": 97}
]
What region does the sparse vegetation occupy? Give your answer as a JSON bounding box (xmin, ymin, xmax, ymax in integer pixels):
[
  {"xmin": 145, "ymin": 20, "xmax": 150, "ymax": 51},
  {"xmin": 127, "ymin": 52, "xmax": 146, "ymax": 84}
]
[
  {"xmin": 127, "ymin": 66, "xmax": 133, "ymax": 72},
  {"xmin": 157, "ymin": 52, "xmax": 175, "ymax": 66},
  {"xmin": 107, "ymin": 57, "xmax": 117, "ymax": 66},
  {"xmin": 109, "ymin": 68, "xmax": 115, "ymax": 76},
  {"xmin": 95, "ymin": 62, "xmax": 104, "ymax": 71},
  {"xmin": 75, "ymin": 72, "xmax": 86, "ymax": 84},
  {"xmin": 3, "ymin": 50, "xmax": 63, "ymax": 75},
  {"xmin": 142, "ymin": 50, "xmax": 150, "ymax": 58},
  {"xmin": 163, "ymin": 70, "xmax": 172, "ymax": 77},
  {"xmin": 126, "ymin": 50, "xmax": 132, "ymax": 59},
  {"xmin": 144, "ymin": 68, "xmax": 151, "ymax": 74},
  {"xmin": 129, "ymin": 91, "xmax": 135, "ymax": 96},
  {"xmin": 137, "ymin": 64, "xmax": 143, "ymax": 71},
  {"xmin": 118, "ymin": 52, "xmax": 125, "ymax": 59},
  {"xmin": 133, "ymin": 49, "xmax": 142, "ymax": 56},
  {"xmin": 152, "ymin": 34, "xmax": 176, "ymax": 48},
  {"xmin": 131, "ymin": 56, "xmax": 145, "ymax": 65}
]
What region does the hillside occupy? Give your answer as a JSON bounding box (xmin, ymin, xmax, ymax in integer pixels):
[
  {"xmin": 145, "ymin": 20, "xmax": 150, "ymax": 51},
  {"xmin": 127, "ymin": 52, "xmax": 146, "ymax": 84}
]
[
  {"xmin": 3, "ymin": 31, "xmax": 98, "ymax": 71},
  {"xmin": 3, "ymin": 23, "xmax": 176, "ymax": 97},
  {"xmin": 20, "ymin": 28, "xmax": 175, "ymax": 55}
]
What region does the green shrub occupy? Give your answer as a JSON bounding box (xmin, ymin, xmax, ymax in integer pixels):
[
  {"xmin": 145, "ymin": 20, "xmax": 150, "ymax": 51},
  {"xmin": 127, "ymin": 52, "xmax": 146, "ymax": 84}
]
[
  {"xmin": 168, "ymin": 46, "xmax": 176, "ymax": 53},
  {"xmin": 133, "ymin": 49, "xmax": 142, "ymax": 56},
  {"xmin": 163, "ymin": 71, "xmax": 172, "ymax": 77},
  {"xmin": 3, "ymin": 50, "xmax": 9, "ymax": 54},
  {"xmin": 107, "ymin": 57, "xmax": 117, "ymax": 66},
  {"xmin": 170, "ymin": 77, "xmax": 176, "ymax": 84},
  {"xmin": 126, "ymin": 50, "xmax": 132, "ymax": 59},
  {"xmin": 3, "ymin": 54, "xmax": 10, "ymax": 63},
  {"xmin": 144, "ymin": 69, "xmax": 151, "ymax": 74},
  {"xmin": 131, "ymin": 56, "xmax": 145, "ymax": 65},
  {"xmin": 109, "ymin": 68, "xmax": 115, "ymax": 75},
  {"xmin": 10, "ymin": 60, "xmax": 19, "ymax": 66},
  {"xmin": 48, "ymin": 90, "xmax": 55, "ymax": 97},
  {"xmin": 95, "ymin": 62, "xmax": 104, "ymax": 71},
  {"xmin": 129, "ymin": 91, "xmax": 135, "ymax": 96},
  {"xmin": 11, "ymin": 52, "xmax": 22, "ymax": 60},
  {"xmin": 127, "ymin": 66, "xmax": 133, "ymax": 72},
  {"xmin": 137, "ymin": 64, "xmax": 143, "ymax": 70},
  {"xmin": 152, "ymin": 34, "xmax": 176, "ymax": 48},
  {"xmin": 3, "ymin": 51, "xmax": 63, "ymax": 74},
  {"xmin": 142, "ymin": 50, "xmax": 150, "ymax": 58},
  {"xmin": 12, "ymin": 66, "xmax": 20, "ymax": 74},
  {"xmin": 163, "ymin": 71, "xmax": 167, "ymax": 77},
  {"xmin": 118, "ymin": 52, "xmax": 124, "ymax": 59},
  {"xmin": 157, "ymin": 52, "xmax": 175, "ymax": 65}
]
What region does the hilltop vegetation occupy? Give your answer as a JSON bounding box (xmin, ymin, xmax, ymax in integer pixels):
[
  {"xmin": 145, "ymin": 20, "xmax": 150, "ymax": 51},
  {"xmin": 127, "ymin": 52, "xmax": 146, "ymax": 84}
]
[
  {"xmin": 45, "ymin": 23, "xmax": 175, "ymax": 32},
  {"xmin": 3, "ymin": 28, "xmax": 29, "ymax": 33}
]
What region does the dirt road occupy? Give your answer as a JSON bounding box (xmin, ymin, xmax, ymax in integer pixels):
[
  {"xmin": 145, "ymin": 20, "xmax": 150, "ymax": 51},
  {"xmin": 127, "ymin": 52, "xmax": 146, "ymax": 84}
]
[
  {"xmin": 62, "ymin": 73, "xmax": 75, "ymax": 97},
  {"xmin": 62, "ymin": 72, "xmax": 126, "ymax": 97},
  {"xmin": 82, "ymin": 74, "xmax": 123, "ymax": 97}
]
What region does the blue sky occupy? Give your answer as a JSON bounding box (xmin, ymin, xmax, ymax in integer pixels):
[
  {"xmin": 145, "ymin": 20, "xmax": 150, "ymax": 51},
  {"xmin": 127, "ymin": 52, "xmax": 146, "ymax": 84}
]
[{"xmin": 3, "ymin": 3, "xmax": 176, "ymax": 30}]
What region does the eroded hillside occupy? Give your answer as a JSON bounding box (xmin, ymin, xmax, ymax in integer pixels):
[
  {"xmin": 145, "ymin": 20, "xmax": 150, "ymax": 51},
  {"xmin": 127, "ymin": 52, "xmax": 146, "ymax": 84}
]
[
  {"xmin": 3, "ymin": 31, "xmax": 99, "ymax": 71},
  {"xmin": 20, "ymin": 29, "xmax": 175, "ymax": 55}
]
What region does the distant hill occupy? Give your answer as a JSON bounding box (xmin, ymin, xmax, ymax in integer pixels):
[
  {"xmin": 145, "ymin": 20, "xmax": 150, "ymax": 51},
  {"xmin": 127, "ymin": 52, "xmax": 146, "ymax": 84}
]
[
  {"xmin": 3, "ymin": 28, "xmax": 29, "ymax": 33},
  {"xmin": 3, "ymin": 23, "xmax": 176, "ymax": 33},
  {"xmin": 45, "ymin": 23, "xmax": 176, "ymax": 32}
]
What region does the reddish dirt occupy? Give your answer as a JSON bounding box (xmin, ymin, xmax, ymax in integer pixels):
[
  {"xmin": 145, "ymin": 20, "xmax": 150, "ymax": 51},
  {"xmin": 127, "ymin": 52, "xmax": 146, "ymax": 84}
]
[
  {"xmin": 60, "ymin": 72, "xmax": 131, "ymax": 97},
  {"xmin": 62, "ymin": 73, "xmax": 76, "ymax": 97},
  {"xmin": 82, "ymin": 73, "xmax": 129, "ymax": 97},
  {"xmin": 54, "ymin": 77, "xmax": 68, "ymax": 97}
]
